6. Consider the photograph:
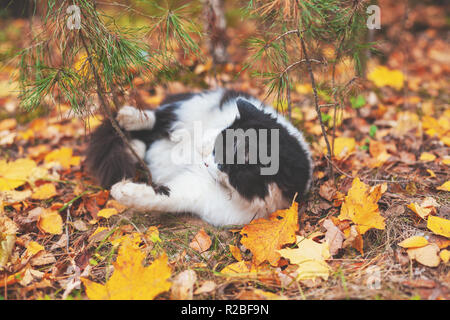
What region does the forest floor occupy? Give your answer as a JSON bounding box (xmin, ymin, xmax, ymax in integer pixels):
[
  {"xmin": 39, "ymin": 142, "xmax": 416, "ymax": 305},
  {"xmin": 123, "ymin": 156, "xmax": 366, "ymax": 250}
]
[{"xmin": 0, "ymin": 1, "xmax": 449, "ymax": 300}]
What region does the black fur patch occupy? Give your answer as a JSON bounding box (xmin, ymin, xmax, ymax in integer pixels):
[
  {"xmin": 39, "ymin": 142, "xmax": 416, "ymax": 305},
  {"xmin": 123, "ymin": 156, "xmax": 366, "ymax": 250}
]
[
  {"xmin": 85, "ymin": 120, "xmax": 136, "ymax": 188},
  {"xmin": 219, "ymin": 90, "xmax": 253, "ymax": 109},
  {"xmin": 161, "ymin": 92, "xmax": 197, "ymax": 105}
]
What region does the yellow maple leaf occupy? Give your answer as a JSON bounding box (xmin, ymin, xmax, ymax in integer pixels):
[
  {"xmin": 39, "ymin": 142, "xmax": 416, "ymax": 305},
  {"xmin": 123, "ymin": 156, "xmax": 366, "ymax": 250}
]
[
  {"xmin": 31, "ymin": 183, "xmax": 57, "ymax": 200},
  {"xmin": 37, "ymin": 209, "xmax": 63, "ymax": 235},
  {"xmin": 240, "ymin": 201, "xmax": 299, "ymax": 266},
  {"xmin": 427, "ymin": 216, "xmax": 450, "ymax": 238},
  {"xmin": 0, "ymin": 158, "xmax": 37, "ymax": 191},
  {"xmin": 278, "ymin": 236, "xmax": 331, "ymax": 281},
  {"xmin": 82, "ymin": 236, "xmax": 172, "ymax": 299},
  {"xmin": 44, "ymin": 147, "xmax": 81, "ymax": 170},
  {"xmin": 338, "ymin": 178, "xmax": 386, "ymax": 234},
  {"xmin": 367, "ymin": 66, "xmax": 404, "ymax": 90}
]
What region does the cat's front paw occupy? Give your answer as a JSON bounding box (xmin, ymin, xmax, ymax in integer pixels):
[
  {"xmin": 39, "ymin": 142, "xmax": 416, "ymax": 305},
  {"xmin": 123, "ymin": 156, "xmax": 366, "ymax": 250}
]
[
  {"xmin": 111, "ymin": 180, "xmax": 156, "ymax": 207},
  {"xmin": 116, "ymin": 106, "xmax": 155, "ymax": 131}
]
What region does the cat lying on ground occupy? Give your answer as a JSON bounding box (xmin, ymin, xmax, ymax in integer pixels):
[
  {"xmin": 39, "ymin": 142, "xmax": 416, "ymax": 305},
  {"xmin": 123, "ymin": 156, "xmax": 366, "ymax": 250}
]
[{"xmin": 86, "ymin": 89, "xmax": 313, "ymax": 226}]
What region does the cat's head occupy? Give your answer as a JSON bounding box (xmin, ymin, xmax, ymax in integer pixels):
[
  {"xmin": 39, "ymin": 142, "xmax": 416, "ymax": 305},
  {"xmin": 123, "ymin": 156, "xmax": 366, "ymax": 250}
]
[{"xmin": 210, "ymin": 99, "xmax": 281, "ymax": 200}]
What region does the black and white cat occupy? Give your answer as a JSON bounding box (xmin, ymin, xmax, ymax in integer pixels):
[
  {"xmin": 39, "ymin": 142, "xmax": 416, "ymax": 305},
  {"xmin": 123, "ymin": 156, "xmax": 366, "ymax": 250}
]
[{"xmin": 86, "ymin": 89, "xmax": 313, "ymax": 226}]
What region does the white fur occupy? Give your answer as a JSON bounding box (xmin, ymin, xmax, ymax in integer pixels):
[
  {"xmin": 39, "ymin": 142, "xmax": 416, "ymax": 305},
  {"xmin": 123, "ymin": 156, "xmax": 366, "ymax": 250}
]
[
  {"xmin": 117, "ymin": 105, "xmax": 155, "ymax": 131},
  {"xmin": 111, "ymin": 90, "xmax": 311, "ymax": 226}
]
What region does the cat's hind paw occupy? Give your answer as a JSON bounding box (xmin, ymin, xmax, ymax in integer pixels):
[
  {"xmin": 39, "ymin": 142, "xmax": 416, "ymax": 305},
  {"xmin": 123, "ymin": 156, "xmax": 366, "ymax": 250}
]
[{"xmin": 111, "ymin": 180, "xmax": 156, "ymax": 207}]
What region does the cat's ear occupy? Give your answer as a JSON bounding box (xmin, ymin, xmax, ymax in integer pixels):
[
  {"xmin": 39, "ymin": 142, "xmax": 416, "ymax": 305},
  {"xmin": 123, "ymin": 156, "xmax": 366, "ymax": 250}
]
[{"xmin": 236, "ymin": 99, "xmax": 258, "ymax": 119}]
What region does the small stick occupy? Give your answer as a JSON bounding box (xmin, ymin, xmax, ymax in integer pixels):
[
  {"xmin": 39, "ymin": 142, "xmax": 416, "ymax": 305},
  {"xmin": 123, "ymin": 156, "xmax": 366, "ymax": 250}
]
[{"xmin": 297, "ymin": 31, "xmax": 334, "ymax": 177}]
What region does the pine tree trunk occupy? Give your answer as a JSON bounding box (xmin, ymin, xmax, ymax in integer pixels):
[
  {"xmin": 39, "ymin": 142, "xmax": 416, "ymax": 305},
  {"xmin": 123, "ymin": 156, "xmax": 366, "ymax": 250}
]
[{"xmin": 202, "ymin": 0, "xmax": 229, "ymax": 65}]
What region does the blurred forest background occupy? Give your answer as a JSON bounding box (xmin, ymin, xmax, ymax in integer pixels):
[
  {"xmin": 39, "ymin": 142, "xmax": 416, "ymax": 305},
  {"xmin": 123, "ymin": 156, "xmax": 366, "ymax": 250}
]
[{"xmin": 0, "ymin": 0, "xmax": 448, "ymax": 300}]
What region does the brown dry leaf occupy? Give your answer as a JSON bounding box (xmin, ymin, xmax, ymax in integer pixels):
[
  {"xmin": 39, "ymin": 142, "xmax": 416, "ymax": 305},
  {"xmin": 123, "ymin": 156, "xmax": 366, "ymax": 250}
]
[
  {"xmin": 37, "ymin": 209, "xmax": 63, "ymax": 235},
  {"xmin": 369, "ymin": 140, "xmax": 391, "ymax": 168},
  {"xmin": 82, "ymin": 236, "xmax": 171, "ymax": 300},
  {"xmin": 319, "ymin": 180, "xmax": 336, "ymax": 202},
  {"xmin": 189, "ymin": 228, "xmax": 212, "ymax": 253},
  {"xmin": 338, "ymin": 177, "xmax": 387, "ymax": 234},
  {"xmin": 322, "ymin": 219, "xmax": 345, "ymax": 256},
  {"xmin": 240, "ymin": 201, "xmax": 299, "ymax": 266},
  {"xmin": 31, "ymin": 183, "xmax": 57, "ymax": 200},
  {"xmin": 170, "ymin": 269, "xmax": 197, "ymax": 300},
  {"xmin": 0, "ymin": 214, "xmax": 17, "ymax": 267},
  {"xmin": 194, "ymin": 281, "xmax": 216, "ymax": 295},
  {"xmin": 30, "ymin": 250, "xmax": 56, "ymax": 267},
  {"xmin": 407, "ymin": 243, "xmax": 441, "ymax": 267}
]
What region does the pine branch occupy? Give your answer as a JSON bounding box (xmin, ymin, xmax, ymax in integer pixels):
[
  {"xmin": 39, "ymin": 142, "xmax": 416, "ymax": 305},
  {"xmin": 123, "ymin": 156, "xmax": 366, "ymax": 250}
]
[{"xmin": 79, "ymin": 30, "xmax": 153, "ymax": 185}]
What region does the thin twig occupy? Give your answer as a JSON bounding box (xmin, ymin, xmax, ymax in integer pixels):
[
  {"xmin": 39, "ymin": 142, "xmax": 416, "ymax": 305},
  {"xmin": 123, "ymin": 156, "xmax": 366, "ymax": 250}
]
[{"xmin": 297, "ymin": 31, "xmax": 334, "ymax": 177}]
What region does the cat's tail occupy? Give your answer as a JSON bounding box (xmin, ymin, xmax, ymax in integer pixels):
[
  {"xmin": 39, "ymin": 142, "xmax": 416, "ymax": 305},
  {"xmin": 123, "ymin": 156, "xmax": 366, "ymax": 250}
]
[{"xmin": 85, "ymin": 119, "xmax": 137, "ymax": 188}]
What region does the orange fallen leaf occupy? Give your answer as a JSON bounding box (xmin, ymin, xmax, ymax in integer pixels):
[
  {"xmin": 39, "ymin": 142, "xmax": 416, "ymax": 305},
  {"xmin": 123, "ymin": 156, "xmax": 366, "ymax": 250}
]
[
  {"xmin": 37, "ymin": 209, "xmax": 63, "ymax": 235},
  {"xmin": 229, "ymin": 244, "xmax": 243, "ymax": 261},
  {"xmin": 221, "ymin": 261, "xmax": 251, "ymax": 276},
  {"xmin": 398, "ymin": 236, "xmax": 429, "ymax": 248},
  {"xmin": 31, "ymin": 183, "xmax": 57, "ymax": 200},
  {"xmin": 333, "ymin": 137, "xmax": 356, "ymax": 160},
  {"xmin": 437, "ymin": 181, "xmax": 450, "ymax": 192},
  {"xmin": 25, "ymin": 241, "xmax": 45, "ymax": 256},
  {"xmin": 189, "ymin": 228, "xmax": 212, "ymax": 253},
  {"xmin": 0, "ymin": 158, "xmax": 37, "ymax": 191},
  {"xmin": 427, "ymin": 216, "xmax": 450, "ymax": 238},
  {"xmin": 419, "ymin": 152, "xmax": 436, "ymax": 162},
  {"xmin": 440, "ymin": 249, "xmax": 449, "ymax": 263},
  {"xmin": 82, "ymin": 236, "xmax": 171, "ymax": 299},
  {"xmin": 97, "ymin": 208, "xmax": 118, "ymax": 219},
  {"xmin": 44, "ymin": 147, "xmax": 80, "ymax": 170},
  {"xmin": 240, "ymin": 201, "xmax": 299, "ymax": 266},
  {"xmin": 407, "ymin": 202, "xmax": 432, "ymax": 220}
]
